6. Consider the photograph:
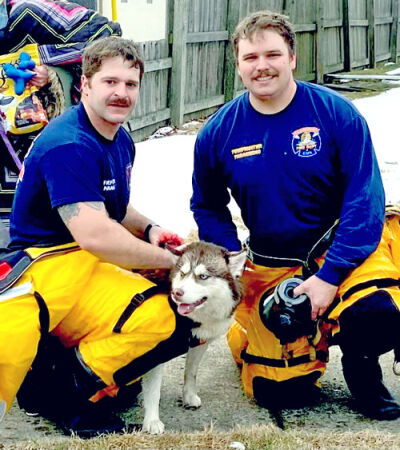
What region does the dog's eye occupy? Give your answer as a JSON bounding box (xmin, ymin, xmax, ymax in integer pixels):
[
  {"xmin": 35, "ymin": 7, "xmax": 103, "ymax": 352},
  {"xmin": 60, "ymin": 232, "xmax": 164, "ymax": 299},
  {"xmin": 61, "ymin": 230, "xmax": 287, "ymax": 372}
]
[{"xmin": 198, "ymin": 274, "xmax": 209, "ymax": 280}]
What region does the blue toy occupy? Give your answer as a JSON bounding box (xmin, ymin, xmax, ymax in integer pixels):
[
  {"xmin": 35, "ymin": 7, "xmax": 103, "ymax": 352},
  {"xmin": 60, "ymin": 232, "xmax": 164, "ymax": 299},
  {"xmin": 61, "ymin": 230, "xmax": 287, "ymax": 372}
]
[
  {"xmin": 18, "ymin": 52, "xmax": 36, "ymax": 71},
  {"xmin": 3, "ymin": 52, "xmax": 36, "ymax": 96}
]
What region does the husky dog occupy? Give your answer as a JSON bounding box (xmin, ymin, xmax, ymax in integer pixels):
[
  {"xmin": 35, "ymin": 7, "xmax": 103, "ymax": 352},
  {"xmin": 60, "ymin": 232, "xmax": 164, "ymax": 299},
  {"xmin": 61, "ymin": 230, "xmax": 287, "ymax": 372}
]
[{"xmin": 141, "ymin": 241, "xmax": 247, "ymax": 434}]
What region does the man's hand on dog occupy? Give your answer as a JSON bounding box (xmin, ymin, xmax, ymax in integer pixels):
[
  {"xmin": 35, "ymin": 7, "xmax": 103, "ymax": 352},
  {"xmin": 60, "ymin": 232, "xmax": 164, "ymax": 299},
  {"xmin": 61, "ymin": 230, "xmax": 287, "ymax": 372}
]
[{"xmin": 149, "ymin": 227, "xmax": 184, "ymax": 249}]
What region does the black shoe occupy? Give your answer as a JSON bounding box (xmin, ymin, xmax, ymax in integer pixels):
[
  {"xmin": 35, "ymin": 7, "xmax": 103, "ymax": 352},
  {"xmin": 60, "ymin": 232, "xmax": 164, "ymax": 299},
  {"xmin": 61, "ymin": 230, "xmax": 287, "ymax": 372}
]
[
  {"xmin": 17, "ymin": 335, "xmax": 69, "ymax": 418},
  {"xmin": 355, "ymin": 397, "xmax": 400, "ymax": 421},
  {"xmin": 342, "ymin": 354, "xmax": 400, "ymax": 421},
  {"xmin": 17, "ymin": 372, "xmax": 41, "ymax": 417},
  {"xmin": 59, "ymin": 405, "xmax": 126, "ymax": 438}
]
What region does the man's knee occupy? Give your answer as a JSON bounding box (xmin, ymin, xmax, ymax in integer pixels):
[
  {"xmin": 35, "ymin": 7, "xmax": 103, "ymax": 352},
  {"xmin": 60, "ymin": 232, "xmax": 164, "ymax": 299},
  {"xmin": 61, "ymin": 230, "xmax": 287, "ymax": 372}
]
[{"xmin": 338, "ymin": 290, "xmax": 400, "ymax": 356}]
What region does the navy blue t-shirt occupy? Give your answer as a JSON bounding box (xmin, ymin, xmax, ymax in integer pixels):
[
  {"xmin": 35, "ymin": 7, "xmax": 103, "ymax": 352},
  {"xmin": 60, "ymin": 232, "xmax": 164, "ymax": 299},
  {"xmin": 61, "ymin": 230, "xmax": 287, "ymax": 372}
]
[{"xmin": 9, "ymin": 103, "xmax": 134, "ymax": 249}]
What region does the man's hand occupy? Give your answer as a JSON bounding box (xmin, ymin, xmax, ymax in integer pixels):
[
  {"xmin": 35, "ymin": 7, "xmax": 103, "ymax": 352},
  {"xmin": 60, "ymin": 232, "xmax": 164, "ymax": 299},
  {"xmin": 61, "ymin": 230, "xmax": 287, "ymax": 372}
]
[
  {"xmin": 293, "ymin": 275, "xmax": 338, "ymax": 321},
  {"xmin": 149, "ymin": 226, "xmax": 184, "ymax": 249},
  {"xmin": 28, "ymin": 65, "xmax": 49, "ymax": 88}
]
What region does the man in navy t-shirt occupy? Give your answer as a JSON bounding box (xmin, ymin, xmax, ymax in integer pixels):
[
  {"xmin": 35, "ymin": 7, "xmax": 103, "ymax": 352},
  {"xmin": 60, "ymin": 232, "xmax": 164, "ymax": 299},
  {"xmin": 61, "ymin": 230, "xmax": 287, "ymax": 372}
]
[{"xmin": 0, "ymin": 37, "xmax": 183, "ymax": 437}]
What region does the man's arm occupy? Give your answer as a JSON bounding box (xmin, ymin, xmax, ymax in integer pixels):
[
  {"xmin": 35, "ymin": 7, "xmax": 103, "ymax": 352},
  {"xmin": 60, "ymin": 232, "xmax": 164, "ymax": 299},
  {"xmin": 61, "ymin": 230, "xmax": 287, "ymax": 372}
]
[
  {"xmin": 295, "ymin": 113, "xmax": 385, "ymax": 319},
  {"xmin": 58, "ymin": 202, "xmax": 175, "ymax": 269},
  {"xmin": 191, "ymin": 133, "xmax": 241, "ymax": 251},
  {"xmin": 317, "ymin": 114, "xmax": 385, "ymax": 284}
]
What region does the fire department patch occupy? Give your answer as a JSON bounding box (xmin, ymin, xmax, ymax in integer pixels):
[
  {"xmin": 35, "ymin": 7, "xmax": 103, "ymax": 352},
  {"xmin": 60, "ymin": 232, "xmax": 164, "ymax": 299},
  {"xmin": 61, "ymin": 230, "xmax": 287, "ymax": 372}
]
[{"xmin": 292, "ymin": 126, "xmax": 321, "ymax": 157}]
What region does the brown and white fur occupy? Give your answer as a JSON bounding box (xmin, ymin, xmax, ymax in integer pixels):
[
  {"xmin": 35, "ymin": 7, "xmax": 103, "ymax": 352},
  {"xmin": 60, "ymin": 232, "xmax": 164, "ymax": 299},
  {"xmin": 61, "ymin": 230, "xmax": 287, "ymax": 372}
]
[{"xmin": 141, "ymin": 241, "xmax": 247, "ymax": 434}]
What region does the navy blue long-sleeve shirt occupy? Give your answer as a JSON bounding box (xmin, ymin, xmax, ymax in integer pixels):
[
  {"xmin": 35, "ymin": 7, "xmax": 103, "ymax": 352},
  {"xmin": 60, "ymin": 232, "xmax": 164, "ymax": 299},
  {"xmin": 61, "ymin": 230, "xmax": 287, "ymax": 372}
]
[{"xmin": 191, "ymin": 81, "xmax": 385, "ymax": 286}]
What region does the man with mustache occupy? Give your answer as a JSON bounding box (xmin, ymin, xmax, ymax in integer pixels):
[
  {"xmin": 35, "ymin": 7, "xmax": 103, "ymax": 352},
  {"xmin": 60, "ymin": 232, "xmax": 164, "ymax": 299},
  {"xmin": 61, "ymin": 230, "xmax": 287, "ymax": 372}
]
[
  {"xmin": 191, "ymin": 10, "xmax": 400, "ymax": 420},
  {"xmin": 0, "ymin": 36, "xmax": 184, "ymax": 437}
]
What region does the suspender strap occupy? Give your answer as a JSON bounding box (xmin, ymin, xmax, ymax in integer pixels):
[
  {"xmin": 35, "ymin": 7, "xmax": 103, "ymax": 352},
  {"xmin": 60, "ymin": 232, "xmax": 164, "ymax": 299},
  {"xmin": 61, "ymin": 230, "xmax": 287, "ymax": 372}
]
[
  {"xmin": 113, "ymin": 285, "xmax": 164, "ymax": 334},
  {"xmin": 245, "ymin": 241, "xmax": 303, "ymax": 268},
  {"xmin": 0, "ymin": 120, "xmax": 22, "ymax": 171},
  {"xmin": 245, "ymin": 221, "xmax": 338, "ymax": 276},
  {"xmin": 342, "ymin": 278, "xmax": 400, "ymax": 301},
  {"xmin": 240, "ymin": 349, "xmax": 328, "ymax": 368},
  {"xmin": 0, "ymin": 243, "xmax": 80, "ymax": 294},
  {"xmin": 0, "ymin": 251, "xmax": 32, "ymax": 294},
  {"xmin": 113, "ymin": 298, "xmax": 196, "ymax": 386},
  {"xmin": 33, "ymin": 291, "xmax": 50, "ymax": 337}
]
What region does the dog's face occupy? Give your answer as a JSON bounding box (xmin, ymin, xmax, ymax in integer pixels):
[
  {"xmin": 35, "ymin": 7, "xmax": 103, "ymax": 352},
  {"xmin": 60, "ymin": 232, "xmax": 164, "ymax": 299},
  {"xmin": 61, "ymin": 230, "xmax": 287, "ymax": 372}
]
[{"xmin": 170, "ymin": 242, "xmax": 247, "ymax": 322}]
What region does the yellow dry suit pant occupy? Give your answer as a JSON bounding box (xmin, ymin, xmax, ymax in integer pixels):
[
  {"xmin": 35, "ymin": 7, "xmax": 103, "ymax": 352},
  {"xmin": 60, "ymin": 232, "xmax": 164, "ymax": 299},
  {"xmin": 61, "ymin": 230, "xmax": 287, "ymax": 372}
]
[
  {"xmin": 0, "ymin": 244, "xmax": 177, "ymax": 413},
  {"xmin": 227, "ymin": 212, "xmax": 400, "ymax": 400}
]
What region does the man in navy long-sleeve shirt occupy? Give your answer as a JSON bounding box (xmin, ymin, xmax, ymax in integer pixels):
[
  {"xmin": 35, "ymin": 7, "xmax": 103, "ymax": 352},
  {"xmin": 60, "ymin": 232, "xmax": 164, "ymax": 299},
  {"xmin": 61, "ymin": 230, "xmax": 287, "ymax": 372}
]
[{"xmin": 191, "ymin": 10, "xmax": 400, "ymax": 420}]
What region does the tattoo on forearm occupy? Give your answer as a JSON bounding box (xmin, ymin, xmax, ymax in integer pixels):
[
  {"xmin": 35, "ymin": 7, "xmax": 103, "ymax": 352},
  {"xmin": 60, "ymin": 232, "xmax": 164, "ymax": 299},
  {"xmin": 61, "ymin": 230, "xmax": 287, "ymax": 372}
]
[{"xmin": 58, "ymin": 202, "xmax": 105, "ymax": 225}]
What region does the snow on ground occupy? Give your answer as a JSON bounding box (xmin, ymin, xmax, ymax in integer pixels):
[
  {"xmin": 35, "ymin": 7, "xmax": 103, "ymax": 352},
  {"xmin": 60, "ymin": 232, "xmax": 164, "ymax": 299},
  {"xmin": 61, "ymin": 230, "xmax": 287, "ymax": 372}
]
[
  {"xmin": 130, "ymin": 134, "xmax": 197, "ymax": 238},
  {"xmin": 131, "ymin": 87, "xmax": 400, "ymax": 239},
  {"xmin": 353, "ymin": 87, "xmax": 400, "ymax": 205}
]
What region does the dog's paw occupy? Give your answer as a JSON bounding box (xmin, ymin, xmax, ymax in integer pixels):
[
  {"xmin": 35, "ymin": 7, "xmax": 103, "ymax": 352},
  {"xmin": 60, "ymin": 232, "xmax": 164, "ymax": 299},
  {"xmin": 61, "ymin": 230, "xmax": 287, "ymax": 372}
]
[
  {"xmin": 183, "ymin": 393, "xmax": 202, "ymax": 409},
  {"xmin": 142, "ymin": 418, "xmax": 165, "ymax": 434}
]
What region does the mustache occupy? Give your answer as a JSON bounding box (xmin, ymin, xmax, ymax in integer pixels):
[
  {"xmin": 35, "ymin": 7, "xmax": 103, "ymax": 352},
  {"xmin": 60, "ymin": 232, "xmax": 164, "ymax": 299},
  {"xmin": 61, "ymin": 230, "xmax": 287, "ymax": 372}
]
[
  {"xmin": 107, "ymin": 99, "xmax": 131, "ymax": 107},
  {"xmin": 255, "ymin": 71, "xmax": 277, "ymax": 77}
]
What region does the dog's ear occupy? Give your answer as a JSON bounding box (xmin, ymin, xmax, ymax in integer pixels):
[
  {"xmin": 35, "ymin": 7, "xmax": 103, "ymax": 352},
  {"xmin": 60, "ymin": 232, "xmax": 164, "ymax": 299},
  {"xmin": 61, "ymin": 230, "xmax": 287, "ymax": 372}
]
[
  {"xmin": 164, "ymin": 243, "xmax": 188, "ymax": 266},
  {"xmin": 227, "ymin": 249, "xmax": 247, "ymax": 279},
  {"xmin": 164, "ymin": 242, "xmax": 188, "ymax": 256}
]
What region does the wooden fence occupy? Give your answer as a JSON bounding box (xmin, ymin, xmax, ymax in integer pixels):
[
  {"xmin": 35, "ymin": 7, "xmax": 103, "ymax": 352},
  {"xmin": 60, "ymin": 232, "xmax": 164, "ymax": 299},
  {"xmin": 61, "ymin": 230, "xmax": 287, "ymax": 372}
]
[{"xmin": 127, "ymin": 0, "xmax": 400, "ymax": 140}]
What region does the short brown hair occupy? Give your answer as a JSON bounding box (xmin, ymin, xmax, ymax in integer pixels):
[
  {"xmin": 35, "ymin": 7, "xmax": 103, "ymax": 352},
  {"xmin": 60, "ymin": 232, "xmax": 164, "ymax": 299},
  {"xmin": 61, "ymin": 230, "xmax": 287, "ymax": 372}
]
[
  {"xmin": 82, "ymin": 36, "xmax": 144, "ymax": 82},
  {"xmin": 232, "ymin": 10, "xmax": 296, "ymax": 62}
]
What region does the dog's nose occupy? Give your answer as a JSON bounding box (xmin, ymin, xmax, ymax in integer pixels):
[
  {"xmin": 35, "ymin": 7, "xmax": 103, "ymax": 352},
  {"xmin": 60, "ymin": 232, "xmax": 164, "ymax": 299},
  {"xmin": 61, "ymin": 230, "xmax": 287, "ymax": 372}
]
[{"xmin": 173, "ymin": 288, "xmax": 184, "ymax": 298}]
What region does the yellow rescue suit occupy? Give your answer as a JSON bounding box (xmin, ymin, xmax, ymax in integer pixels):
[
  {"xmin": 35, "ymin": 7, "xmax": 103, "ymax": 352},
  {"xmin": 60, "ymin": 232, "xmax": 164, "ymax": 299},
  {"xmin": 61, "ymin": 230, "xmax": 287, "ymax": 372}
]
[
  {"xmin": 0, "ymin": 244, "xmax": 184, "ymax": 413},
  {"xmin": 228, "ymin": 210, "xmax": 400, "ymax": 400}
]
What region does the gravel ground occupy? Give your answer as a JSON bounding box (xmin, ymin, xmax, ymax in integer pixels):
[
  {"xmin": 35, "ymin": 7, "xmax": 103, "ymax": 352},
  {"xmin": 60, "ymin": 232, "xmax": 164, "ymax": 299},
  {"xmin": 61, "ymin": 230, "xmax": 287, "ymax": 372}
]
[{"xmin": 1, "ymin": 338, "xmax": 399, "ymax": 447}]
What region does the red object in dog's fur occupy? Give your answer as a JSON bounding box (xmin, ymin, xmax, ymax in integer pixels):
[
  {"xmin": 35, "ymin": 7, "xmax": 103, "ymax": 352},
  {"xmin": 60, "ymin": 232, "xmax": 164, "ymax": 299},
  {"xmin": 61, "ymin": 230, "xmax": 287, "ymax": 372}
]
[
  {"xmin": 158, "ymin": 232, "xmax": 183, "ymax": 249},
  {"xmin": 134, "ymin": 233, "xmax": 184, "ymax": 289}
]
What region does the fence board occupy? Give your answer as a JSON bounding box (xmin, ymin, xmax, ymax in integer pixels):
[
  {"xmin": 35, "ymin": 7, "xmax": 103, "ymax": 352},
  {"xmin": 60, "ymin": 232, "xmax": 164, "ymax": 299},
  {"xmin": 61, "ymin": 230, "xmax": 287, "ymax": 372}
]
[
  {"xmin": 324, "ymin": 0, "xmax": 343, "ymax": 67},
  {"xmin": 348, "ymin": 0, "xmax": 369, "ymax": 68},
  {"xmin": 374, "ymin": 0, "xmax": 392, "ymax": 62},
  {"xmin": 392, "ymin": 0, "xmax": 399, "ymax": 59},
  {"xmin": 128, "ymin": 39, "xmax": 170, "ymax": 130}
]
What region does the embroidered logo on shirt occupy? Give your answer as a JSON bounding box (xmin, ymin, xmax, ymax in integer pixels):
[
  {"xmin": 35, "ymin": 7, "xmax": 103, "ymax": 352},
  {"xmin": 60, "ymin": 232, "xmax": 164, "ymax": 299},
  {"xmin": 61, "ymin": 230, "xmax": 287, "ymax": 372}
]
[
  {"xmin": 103, "ymin": 179, "xmax": 116, "ymax": 191},
  {"xmin": 292, "ymin": 127, "xmax": 321, "ymax": 157},
  {"xmin": 231, "ymin": 143, "xmax": 262, "ymax": 160}
]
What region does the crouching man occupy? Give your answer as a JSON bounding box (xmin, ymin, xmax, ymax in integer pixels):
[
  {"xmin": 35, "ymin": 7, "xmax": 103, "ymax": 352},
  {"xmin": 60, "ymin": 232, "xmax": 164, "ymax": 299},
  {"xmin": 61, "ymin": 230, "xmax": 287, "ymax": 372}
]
[
  {"xmin": 0, "ymin": 36, "xmax": 186, "ymax": 437},
  {"xmin": 191, "ymin": 10, "xmax": 400, "ymax": 420}
]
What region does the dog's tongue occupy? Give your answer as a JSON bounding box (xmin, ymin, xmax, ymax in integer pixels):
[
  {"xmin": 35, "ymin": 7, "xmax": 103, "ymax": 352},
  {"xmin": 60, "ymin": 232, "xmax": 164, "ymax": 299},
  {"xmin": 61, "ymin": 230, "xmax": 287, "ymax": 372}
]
[{"xmin": 178, "ymin": 303, "xmax": 196, "ymax": 315}]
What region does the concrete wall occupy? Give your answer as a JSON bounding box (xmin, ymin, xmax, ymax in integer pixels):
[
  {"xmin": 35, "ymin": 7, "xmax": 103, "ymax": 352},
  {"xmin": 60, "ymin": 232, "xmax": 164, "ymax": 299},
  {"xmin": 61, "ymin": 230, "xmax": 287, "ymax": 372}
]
[{"xmin": 101, "ymin": 0, "xmax": 167, "ymax": 42}]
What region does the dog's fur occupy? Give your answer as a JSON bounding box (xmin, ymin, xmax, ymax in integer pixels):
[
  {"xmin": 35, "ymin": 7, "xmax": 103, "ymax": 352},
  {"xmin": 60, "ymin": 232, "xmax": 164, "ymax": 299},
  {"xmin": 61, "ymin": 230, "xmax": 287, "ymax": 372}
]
[{"xmin": 141, "ymin": 241, "xmax": 247, "ymax": 434}]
